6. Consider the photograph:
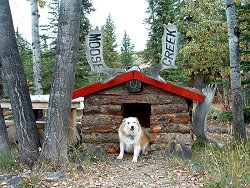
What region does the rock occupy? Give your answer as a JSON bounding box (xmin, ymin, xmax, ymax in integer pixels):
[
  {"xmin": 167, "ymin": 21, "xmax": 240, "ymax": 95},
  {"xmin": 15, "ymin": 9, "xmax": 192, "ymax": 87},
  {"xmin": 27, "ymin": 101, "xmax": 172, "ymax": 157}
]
[
  {"xmin": 165, "ymin": 140, "xmax": 192, "ymax": 159},
  {"xmin": 75, "ymin": 152, "xmax": 87, "ymax": 163},
  {"xmin": 8, "ymin": 176, "xmax": 25, "ymax": 186},
  {"xmin": 0, "ymin": 174, "xmax": 16, "ymax": 182},
  {"xmin": 7, "ymin": 126, "xmax": 17, "ymax": 145},
  {"xmin": 212, "ymin": 111, "xmax": 220, "ymax": 120},
  {"xmin": 89, "ymin": 157, "xmax": 99, "ymax": 163},
  {"xmin": 43, "ymin": 172, "xmax": 70, "ymax": 182},
  {"xmin": 76, "ymin": 164, "xmax": 84, "ymax": 172},
  {"xmin": 191, "ymin": 165, "xmax": 205, "ymax": 174}
]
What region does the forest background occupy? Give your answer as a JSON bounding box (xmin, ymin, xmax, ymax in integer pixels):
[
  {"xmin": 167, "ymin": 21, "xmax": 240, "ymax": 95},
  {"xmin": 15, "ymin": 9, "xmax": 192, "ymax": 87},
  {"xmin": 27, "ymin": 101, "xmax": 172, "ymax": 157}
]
[
  {"xmin": 0, "ymin": 1, "xmax": 249, "ymax": 187},
  {"xmin": 2, "ymin": 0, "xmax": 249, "ymax": 109},
  {"xmin": 0, "ymin": 0, "xmax": 247, "ymax": 104}
]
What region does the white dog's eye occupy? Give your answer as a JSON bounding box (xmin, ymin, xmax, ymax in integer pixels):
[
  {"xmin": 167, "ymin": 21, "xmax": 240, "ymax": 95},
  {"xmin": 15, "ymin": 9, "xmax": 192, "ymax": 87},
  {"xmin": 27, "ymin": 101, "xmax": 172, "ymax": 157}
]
[{"xmin": 127, "ymin": 122, "xmax": 130, "ymax": 124}]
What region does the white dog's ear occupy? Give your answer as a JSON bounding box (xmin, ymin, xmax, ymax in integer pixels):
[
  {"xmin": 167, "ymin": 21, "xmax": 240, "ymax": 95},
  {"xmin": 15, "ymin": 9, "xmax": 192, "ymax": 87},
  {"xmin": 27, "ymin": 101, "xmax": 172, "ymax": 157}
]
[
  {"xmin": 135, "ymin": 117, "xmax": 139, "ymax": 124},
  {"xmin": 122, "ymin": 118, "xmax": 127, "ymax": 125}
]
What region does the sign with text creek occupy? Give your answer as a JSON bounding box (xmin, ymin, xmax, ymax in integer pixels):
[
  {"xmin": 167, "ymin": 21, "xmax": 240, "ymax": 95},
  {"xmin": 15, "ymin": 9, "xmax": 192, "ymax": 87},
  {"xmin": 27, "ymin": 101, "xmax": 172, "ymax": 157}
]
[{"xmin": 160, "ymin": 24, "xmax": 178, "ymax": 70}]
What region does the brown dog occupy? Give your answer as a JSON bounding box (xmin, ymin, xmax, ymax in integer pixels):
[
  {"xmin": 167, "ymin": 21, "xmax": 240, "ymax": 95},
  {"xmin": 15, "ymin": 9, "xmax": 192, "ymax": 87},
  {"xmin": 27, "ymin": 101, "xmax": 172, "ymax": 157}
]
[{"xmin": 117, "ymin": 117, "xmax": 150, "ymax": 162}]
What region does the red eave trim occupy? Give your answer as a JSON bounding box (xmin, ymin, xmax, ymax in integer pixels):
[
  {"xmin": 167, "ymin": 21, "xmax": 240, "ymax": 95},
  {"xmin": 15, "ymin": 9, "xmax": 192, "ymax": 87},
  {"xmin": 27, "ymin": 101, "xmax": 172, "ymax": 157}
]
[
  {"xmin": 133, "ymin": 71, "xmax": 205, "ymax": 102},
  {"xmin": 72, "ymin": 71, "xmax": 205, "ymax": 103},
  {"xmin": 72, "ymin": 71, "xmax": 134, "ymax": 99}
]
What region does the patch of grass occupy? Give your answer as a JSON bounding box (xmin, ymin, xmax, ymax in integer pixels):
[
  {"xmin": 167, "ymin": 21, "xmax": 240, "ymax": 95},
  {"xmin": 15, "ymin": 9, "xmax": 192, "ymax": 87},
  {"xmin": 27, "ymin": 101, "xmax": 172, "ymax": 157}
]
[
  {"xmin": 68, "ymin": 142, "xmax": 83, "ymax": 162},
  {"xmin": 0, "ymin": 150, "xmax": 19, "ymax": 173},
  {"xmin": 68, "ymin": 143, "xmax": 107, "ymax": 168},
  {"xmin": 19, "ymin": 174, "xmax": 42, "ymax": 188},
  {"xmin": 194, "ymin": 139, "xmax": 250, "ymax": 187},
  {"xmin": 164, "ymin": 154, "xmax": 186, "ymax": 167},
  {"xmin": 219, "ymin": 110, "xmax": 233, "ymax": 122}
]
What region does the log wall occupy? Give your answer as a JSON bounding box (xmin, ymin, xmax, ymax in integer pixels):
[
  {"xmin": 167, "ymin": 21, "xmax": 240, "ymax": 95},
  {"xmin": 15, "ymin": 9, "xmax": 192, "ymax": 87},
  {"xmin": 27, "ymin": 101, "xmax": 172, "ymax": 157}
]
[{"xmin": 80, "ymin": 83, "xmax": 193, "ymax": 152}]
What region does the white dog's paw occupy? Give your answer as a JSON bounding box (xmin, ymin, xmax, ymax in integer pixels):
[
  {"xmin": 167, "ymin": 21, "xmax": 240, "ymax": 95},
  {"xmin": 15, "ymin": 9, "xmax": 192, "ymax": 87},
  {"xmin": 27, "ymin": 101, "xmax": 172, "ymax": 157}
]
[
  {"xmin": 132, "ymin": 157, "xmax": 138, "ymax": 163},
  {"xmin": 117, "ymin": 155, "xmax": 123, "ymax": 160}
]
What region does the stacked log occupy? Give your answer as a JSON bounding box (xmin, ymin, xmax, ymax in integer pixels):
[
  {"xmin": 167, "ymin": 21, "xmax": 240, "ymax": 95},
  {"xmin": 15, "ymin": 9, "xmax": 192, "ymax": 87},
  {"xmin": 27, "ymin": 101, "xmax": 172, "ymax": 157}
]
[{"xmin": 81, "ymin": 83, "xmax": 193, "ymax": 152}]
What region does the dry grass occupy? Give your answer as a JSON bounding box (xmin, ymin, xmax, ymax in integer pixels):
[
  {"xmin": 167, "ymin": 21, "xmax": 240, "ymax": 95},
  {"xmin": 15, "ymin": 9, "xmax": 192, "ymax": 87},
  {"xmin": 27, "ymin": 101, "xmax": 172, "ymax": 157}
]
[{"xmin": 194, "ymin": 138, "xmax": 250, "ymax": 187}]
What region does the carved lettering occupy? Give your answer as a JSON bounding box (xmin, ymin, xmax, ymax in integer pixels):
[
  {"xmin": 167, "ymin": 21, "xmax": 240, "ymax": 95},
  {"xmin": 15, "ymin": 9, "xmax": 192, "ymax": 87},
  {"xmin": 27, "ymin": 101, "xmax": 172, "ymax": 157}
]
[
  {"xmin": 160, "ymin": 25, "xmax": 178, "ymax": 69},
  {"xmin": 86, "ymin": 30, "xmax": 104, "ymax": 67},
  {"xmin": 89, "ymin": 33, "xmax": 101, "ymax": 41},
  {"xmin": 90, "ymin": 49, "xmax": 100, "ymax": 56},
  {"xmin": 89, "ymin": 41, "xmax": 101, "ymax": 48}
]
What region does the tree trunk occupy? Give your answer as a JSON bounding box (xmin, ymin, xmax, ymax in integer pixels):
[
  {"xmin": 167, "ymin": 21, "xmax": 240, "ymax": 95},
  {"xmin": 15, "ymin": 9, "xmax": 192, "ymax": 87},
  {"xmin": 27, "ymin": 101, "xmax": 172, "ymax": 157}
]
[
  {"xmin": 40, "ymin": 0, "xmax": 81, "ymax": 165},
  {"xmin": 0, "ymin": 0, "xmax": 40, "ymax": 168},
  {"xmin": 225, "ymin": 0, "xmax": 246, "ymax": 140},
  {"xmin": 30, "ymin": 0, "xmax": 43, "ymax": 120},
  {"xmin": 30, "ymin": 0, "xmax": 43, "ymax": 95},
  {"xmin": 0, "ymin": 105, "xmax": 10, "ymax": 156}
]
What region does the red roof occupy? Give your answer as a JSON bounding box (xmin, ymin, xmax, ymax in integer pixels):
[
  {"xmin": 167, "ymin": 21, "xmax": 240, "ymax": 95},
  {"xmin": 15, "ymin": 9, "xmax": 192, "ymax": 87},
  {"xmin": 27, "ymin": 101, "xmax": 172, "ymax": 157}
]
[{"xmin": 72, "ymin": 71, "xmax": 205, "ymax": 102}]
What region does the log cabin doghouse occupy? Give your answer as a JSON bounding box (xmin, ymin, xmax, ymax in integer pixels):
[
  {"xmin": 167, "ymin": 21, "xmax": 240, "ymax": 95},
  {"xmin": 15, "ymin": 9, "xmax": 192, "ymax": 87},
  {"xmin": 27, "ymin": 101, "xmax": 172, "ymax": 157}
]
[{"xmin": 72, "ymin": 70, "xmax": 205, "ymax": 152}]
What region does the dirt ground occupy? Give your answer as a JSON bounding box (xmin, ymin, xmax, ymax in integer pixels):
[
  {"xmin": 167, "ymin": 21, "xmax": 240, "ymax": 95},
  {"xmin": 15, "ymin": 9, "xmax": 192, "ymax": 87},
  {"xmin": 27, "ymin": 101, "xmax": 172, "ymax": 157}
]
[{"xmin": 38, "ymin": 152, "xmax": 207, "ymax": 188}]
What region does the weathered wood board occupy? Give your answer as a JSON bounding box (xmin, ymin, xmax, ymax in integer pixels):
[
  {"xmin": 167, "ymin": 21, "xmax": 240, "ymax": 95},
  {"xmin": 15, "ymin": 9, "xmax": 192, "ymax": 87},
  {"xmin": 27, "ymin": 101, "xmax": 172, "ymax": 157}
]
[
  {"xmin": 150, "ymin": 113, "xmax": 190, "ymax": 125},
  {"xmin": 150, "ymin": 123, "xmax": 191, "ymax": 133},
  {"xmin": 151, "ymin": 104, "xmax": 188, "ymax": 114},
  {"xmin": 82, "ymin": 115, "xmax": 123, "ymax": 127},
  {"xmin": 84, "ymin": 105, "xmax": 122, "ymax": 115},
  {"xmin": 81, "ymin": 132, "xmax": 119, "ymax": 143},
  {"xmin": 84, "ymin": 94, "xmax": 185, "ymax": 106}
]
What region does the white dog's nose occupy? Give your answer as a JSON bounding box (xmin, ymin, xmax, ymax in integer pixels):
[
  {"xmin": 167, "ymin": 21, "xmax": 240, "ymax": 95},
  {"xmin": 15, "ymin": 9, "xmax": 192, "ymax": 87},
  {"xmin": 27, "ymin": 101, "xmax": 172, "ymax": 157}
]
[{"xmin": 131, "ymin": 125, "xmax": 134, "ymax": 130}]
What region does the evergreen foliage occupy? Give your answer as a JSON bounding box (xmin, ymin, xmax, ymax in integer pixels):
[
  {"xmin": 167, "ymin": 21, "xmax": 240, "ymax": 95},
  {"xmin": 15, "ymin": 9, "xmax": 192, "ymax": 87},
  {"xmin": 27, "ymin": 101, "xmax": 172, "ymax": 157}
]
[
  {"xmin": 144, "ymin": 0, "xmax": 177, "ymax": 65},
  {"xmin": 75, "ymin": 0, "xmax": 97, "ymax": 89},
  {"xmin": 40, "ymin": 0, "xmax": 95, "ymax": 91},
  {"xmin": 103, "ymin": 13, "xmax": 120, "ymax": 68},
  {"xmin": 144, "ymin": 0, "xmax": 189, "ymax": 82},
  {"xmin": 120, "ymin": 31, "xmax": 135, "ymax": 68}
]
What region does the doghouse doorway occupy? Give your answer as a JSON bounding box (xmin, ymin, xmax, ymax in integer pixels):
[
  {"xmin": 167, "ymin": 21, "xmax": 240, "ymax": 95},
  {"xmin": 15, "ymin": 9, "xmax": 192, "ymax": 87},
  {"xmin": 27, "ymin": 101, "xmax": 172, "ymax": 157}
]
[{"xmin": 121, "ymin": 103, "xmax": 151, "ymax": 128}]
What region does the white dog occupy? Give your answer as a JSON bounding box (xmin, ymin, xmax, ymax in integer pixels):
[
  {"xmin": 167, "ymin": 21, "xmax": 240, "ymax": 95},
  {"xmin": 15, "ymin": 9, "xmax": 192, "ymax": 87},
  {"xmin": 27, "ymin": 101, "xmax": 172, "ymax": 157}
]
[{"xmin": 117, "ymin": 117, "xmax": 150, "ymax": 162}]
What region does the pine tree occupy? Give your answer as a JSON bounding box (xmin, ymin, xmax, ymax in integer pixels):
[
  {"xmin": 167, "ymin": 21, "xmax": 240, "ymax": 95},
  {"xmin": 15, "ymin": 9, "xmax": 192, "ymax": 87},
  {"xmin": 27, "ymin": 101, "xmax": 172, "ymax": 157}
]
[
  {"xmin": 103, "ymin": 13, "xmax": 119, "ymax": 68},
  {"xmin": 75, "ymin": 0, "xmax": 96, "ymax": 88},
  {"xmin": 41, "ymin": 0, "xmax": 60, "ymax": 49},
  {"xmin": 120, "ymin": 31, "xmax": 134, "ymax": 68},
  {"xmin": 144, "ymin": 0, "xmax": 177, "ymax": 65},
  {"xmin": 144, "ymin": 0, "xmax": 187, "ymax": 82},
  {"xmin": 41, "ymin": 0, "xmax": 95, "ymax": 90}
]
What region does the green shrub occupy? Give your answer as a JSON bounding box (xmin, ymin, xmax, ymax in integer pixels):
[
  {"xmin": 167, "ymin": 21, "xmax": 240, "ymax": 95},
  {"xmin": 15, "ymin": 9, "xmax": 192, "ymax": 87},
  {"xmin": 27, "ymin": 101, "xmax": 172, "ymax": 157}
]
[{"xmin": 218, "ymin": 105, "xmax": 250, "ymax": 123}]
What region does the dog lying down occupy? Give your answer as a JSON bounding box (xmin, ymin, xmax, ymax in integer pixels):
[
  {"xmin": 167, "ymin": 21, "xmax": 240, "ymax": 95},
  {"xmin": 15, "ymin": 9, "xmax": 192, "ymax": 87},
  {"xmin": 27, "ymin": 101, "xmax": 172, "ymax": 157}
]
[{"xmin": 117, "ymin": 117, "xmax": 150, "ymax": 162}]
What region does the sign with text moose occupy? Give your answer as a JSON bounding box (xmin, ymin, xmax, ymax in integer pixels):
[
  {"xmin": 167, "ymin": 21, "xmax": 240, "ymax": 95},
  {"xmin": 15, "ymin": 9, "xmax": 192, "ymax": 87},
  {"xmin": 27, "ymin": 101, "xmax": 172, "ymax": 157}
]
[{"xmin": 85, "ymin": 27, "xmax": 125, "ymax": 82}]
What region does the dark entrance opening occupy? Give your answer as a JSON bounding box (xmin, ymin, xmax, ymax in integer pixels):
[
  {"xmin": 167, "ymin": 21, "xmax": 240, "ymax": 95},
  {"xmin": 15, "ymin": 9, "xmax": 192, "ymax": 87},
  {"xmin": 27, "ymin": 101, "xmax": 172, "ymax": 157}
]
[{"xmin": 121, "ymin": 103, "xmax": 151, "ymax": 128}]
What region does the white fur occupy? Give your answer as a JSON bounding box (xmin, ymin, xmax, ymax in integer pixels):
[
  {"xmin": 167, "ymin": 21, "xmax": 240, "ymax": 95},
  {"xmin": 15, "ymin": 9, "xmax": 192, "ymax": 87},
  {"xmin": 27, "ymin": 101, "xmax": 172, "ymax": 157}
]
[{"xmin": 117, "ymin": 117, "xmax": 149, "ymax": 162}]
